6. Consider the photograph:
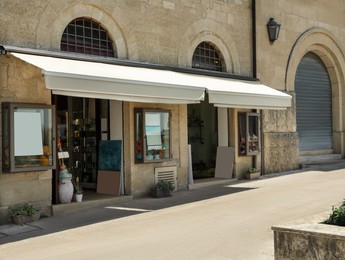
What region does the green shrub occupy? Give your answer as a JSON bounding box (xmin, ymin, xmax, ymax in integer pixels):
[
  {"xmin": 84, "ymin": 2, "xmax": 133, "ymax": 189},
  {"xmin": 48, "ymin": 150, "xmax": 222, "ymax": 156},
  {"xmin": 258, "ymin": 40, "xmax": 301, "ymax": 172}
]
[
  {"xmin": 247, "ymin": 167, "xmax": 257, "ymax": 174},
  {"xmin": 8, "ymin": 203, "xmax": 38, "ymax": 218},
  {"xmin": 324, "ymin": 201, "xmax": 345, "ymax": 226},
  {"xmin": 151, "ymin": 180, "xmax": 174, "ymax": 192}
]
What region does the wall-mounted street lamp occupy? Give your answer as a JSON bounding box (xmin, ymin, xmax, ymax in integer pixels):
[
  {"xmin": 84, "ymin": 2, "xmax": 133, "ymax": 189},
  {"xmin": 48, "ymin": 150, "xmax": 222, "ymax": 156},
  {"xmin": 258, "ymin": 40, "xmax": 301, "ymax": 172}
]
[
  {"xmin": 0, "ymin": 46, "xmax": 7, "ymax": 55},
  {"xmin": 267, "ymin": 18, "xmax": 281, "ymax": 44}
]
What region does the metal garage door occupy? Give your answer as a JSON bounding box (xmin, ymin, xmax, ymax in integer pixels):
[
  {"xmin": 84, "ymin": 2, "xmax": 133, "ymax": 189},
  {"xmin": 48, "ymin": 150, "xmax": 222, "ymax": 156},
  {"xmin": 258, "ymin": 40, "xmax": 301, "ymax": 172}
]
[{"xmin": 295, "ymin": 52, "xmax": 332, "ymax": 151}]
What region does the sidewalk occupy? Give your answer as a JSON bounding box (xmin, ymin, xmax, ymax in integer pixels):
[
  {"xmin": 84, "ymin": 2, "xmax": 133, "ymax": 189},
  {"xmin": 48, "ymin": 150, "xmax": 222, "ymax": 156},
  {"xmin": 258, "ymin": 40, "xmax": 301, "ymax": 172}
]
[
  {"xmin": 0, "ymin": 177, "xmax": 245, "ymax": 244},
  {"xmin": 0, "ymin": 168, "xmax": 344, "ymax": 259}
]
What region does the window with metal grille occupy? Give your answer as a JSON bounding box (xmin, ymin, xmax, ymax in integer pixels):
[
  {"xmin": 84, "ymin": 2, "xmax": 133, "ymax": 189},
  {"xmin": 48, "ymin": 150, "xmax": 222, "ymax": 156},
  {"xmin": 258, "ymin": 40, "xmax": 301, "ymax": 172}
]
[
  {"xmin": 192, "ymin": 42, "xmax": 225, "ymax": 72},
  {"xmin": 61, "ymin": 17, "xmax": 116, "ymax": 57}
]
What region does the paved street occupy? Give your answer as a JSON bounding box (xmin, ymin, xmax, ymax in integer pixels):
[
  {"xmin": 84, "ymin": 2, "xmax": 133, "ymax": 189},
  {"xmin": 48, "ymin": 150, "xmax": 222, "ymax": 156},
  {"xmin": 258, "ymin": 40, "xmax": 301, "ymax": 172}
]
[{"xmin": 1, "ymin": 168, "xmax": 345, "ymax": 259}]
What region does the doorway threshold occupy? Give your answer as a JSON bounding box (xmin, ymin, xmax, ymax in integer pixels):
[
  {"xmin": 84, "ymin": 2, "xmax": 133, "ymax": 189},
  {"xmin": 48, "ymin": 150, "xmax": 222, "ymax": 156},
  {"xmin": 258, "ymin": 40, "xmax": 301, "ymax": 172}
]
[
  {"xmin": 52, "ymin": 192, "xmax": 133, "ymax": 216},
  {"xmin": 188, "ymin": 178, "xmax": 237, "ymax": 190}
]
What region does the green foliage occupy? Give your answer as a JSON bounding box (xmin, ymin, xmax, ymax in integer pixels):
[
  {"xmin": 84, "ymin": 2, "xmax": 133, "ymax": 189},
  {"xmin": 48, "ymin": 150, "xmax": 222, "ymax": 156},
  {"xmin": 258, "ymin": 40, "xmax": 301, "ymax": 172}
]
[
  {"xmin": 72, "ymin": 176, "xmax": 83, "ymax": 194},
  {"xmin": 8, "ymin": 203, "xmax": 38, "ymax": 218},
  {"xmin": 151, "ymin": 180, "xmax": 174, "ymax": 192},
  {"xmin": 324, "ymin": 201, "xmax": 345, "ymax": 226},
  {"xmin": 247, "ymin": 167, "xmax": 257, "ymax": 174}
]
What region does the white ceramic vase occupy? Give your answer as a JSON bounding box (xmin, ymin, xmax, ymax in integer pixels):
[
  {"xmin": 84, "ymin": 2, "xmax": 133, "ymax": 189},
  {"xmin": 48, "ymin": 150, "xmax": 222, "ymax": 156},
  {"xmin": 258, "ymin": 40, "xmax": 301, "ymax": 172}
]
[{"xmin": 59, "ymin": 178, "xmax": 73, "ymax": 204}]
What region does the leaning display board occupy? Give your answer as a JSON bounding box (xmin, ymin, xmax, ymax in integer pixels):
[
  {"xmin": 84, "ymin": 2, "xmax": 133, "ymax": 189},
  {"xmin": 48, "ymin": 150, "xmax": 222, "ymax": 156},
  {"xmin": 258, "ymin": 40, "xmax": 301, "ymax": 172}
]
[
  {"xmin": 215, "ymin": 146, "xmax": 234, "ymax": 179},
  {"xmin": 97, "ymin": 140, "xmax": 122, "ymax": 195}
]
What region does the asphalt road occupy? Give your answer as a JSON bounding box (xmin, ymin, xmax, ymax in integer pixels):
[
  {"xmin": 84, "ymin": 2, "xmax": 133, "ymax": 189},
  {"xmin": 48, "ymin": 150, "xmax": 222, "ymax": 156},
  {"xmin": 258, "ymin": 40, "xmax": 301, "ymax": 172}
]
[{"xmin": 1, "ymin": 169, "xmax": 345, "ymax": 259}]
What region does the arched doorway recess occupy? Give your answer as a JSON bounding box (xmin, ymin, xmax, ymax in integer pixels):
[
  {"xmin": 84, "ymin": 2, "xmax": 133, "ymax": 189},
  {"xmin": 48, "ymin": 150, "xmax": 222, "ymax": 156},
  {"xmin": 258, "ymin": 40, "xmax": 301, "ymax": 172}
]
[{"xmin": 295, "ymin": 52, "xmax": 332, "ymax": 151}]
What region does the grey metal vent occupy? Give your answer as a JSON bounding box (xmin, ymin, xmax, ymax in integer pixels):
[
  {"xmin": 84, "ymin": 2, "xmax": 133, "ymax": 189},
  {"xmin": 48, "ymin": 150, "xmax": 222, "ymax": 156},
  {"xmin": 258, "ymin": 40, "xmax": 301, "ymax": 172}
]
[{"xmin": 154, "ymin": 166, "xmax": 177, "ymax": 191}]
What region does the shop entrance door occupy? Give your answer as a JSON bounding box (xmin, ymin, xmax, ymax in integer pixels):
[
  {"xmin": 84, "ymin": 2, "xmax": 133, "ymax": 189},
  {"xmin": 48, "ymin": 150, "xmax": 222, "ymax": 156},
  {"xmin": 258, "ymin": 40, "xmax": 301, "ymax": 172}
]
[
  {"xmin": 54, "ymin": 96, "xmax": 109, "ymax": 193},
  {"xmin": 188, "ymin": 97, "xmax": 218, "ymax": 179}
]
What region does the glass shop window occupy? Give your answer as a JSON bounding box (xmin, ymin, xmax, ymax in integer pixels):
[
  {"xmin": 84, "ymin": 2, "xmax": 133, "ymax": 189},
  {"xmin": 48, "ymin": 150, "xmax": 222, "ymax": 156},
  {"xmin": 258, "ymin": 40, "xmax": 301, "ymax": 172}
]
[
  {"xmin": 238, "ymin": 112, "xmax": 260, "ymax": 156},
  {"xmin": 135, "ymin": 109, "xmax": 171, "ymax": 163},
  {"xmin": 2, "ymin": 103, "xmax": 56, "ymax": 172}
]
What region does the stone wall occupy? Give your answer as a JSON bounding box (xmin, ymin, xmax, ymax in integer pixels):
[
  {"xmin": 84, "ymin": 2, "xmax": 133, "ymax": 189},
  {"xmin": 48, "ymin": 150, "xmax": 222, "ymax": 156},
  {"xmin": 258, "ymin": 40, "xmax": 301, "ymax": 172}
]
[
  {"xmin": 0, "ymin": 55, "xmax": 52, "ymax": 223},
  {"xmin": 0, "ymin": 0, "xmax": 253, "ymax": 76},
  {"xmin": 256, "ymin": 1, "xmax": 345, "ymax": 173},
  {"xmin": 273, "ymin": 222, "xmax": 345, "ymax": 259},
  {"xmin": 123, "ymin": 102, "xmax": 188, "ymax": 197},
  {"xmin": 261, "ymin": 92, "xmax": 299, "ymax": 173},
  {"xmin": 0, "ymin": 0, "xmax": 345, "ymax": 198}
]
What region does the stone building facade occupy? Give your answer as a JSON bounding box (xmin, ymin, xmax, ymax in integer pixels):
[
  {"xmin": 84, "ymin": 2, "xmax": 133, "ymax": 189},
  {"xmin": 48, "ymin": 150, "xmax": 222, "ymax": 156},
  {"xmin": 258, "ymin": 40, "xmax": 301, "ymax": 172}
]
[{"xmin": 0, "ymin": 0, "xmax": 344, "ymax": 222}]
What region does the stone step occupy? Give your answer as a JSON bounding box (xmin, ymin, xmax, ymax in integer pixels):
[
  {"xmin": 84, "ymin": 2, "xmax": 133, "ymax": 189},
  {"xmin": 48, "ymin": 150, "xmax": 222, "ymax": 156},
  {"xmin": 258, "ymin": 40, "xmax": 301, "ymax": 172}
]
[
  {"xmin": 300, "ymin": 159, "xmax": 345, "ymax": 170},
  {"xmin": 188, "ymin": 178, "xmax": 237, "ymax": 190},
  {"xmin": 299, "ymin": 154, "xmax": 342, "ymax": 164}
]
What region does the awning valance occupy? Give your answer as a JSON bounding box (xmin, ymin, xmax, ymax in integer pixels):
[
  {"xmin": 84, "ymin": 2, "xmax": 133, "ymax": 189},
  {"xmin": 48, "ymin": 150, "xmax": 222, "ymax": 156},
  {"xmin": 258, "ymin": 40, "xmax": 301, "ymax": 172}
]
[
  {"xmin": 11, "ymin": 52, "xmax": 291, "ymax": 109},
  {"xmin": 204, "ymin": 77, "xmax": 292, "ymax": 109}
]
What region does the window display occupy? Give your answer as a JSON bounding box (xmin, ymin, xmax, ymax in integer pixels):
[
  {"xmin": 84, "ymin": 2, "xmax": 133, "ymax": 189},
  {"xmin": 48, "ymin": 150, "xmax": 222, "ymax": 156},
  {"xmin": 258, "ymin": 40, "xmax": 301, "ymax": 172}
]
[
  {"xmin": 2, "ymin": 103, "xmax": 56, "ymax": 172},
  {"xmin": 135, "ymin": 109, "xmax": 171, "ymax": 163},
  {"xmin": 56, "ymin": 97, "xmax": 108, "ymax": 190},
  {"xmin": 238, "ymin": 112, "xmax": 260, "ymax": 156}
]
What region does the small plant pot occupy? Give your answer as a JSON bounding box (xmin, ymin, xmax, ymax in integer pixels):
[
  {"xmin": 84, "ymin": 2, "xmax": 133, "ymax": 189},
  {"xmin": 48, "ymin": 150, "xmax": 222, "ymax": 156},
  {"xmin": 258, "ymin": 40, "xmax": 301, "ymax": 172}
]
[
  {"xmin": 75, "ymin": 193, "xmax": 83, "ymax": 202},
  {"xmin": 13, "ymin": 210, "xmax": 41, "ymax": 225},
  {"xmin": 246, "ymin": 171, "xmax": 261, "ymax": 180},
  {"xmin": 151, "ymin": 189, "xmax": 172, "ymax": 198},
  {"xmin": 246, "ymin": 172, "xmax": 261, "ymax": 180}
]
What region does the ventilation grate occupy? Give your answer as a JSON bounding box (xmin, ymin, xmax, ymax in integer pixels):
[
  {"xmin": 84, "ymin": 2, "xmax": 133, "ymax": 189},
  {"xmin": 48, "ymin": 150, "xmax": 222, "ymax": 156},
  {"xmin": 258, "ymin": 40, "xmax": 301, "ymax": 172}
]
[{"xmin": 154, "ymin": 166, "xmax": 177, "ymax": 191}]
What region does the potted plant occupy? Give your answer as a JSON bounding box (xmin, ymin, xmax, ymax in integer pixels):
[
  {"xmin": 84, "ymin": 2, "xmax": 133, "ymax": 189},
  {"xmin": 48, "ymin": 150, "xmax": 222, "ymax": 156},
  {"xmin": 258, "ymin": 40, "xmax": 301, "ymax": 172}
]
[
  {"xmin": 246, "ymin": 167, "xmax": 261, "ymax": 180},
  {"xmin": 73, "ymin": 176, "xmax": 84, "ymax": 202},
  {"xmin": 8, "ymin": 203, "xmax": 41, "ymax": 225},
  {"xmin": 150, "ymin": 180, "xmax": 174, "ymax": 198}
]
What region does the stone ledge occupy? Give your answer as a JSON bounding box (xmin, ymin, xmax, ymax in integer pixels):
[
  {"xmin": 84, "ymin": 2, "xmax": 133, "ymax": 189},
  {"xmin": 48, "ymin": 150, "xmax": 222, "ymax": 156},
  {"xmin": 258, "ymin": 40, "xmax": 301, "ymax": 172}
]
[{"xmin": 272, "ymin": 213, "xmax": 345, "ymax": 259}]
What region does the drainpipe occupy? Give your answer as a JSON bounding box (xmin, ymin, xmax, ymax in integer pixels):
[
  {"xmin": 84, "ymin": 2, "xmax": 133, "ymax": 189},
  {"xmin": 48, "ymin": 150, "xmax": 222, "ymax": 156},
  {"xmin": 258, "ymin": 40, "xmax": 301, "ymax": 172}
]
[
  {"xmin": 252, "ymin": 0, "xmax": 257, "ymax": 79},
  {"xmin": 251, "ymin": 0, "xmax": 265, "ymax": 175}
]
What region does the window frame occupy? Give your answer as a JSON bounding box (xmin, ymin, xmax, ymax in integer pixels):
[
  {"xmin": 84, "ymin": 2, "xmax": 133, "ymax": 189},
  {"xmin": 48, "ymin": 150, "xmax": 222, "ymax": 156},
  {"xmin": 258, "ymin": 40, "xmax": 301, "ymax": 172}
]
[
  {"xmin": 2, "ymin": 102, "xmax": 57, "ymax": 173},
  {"xmin": 192, "ymin": 41, "xmax": 226, "ymax": 72},
  {"xmin": 238, "ymin": 112, "xmax": 260, "ymax": 156},
  {"xmin": 60, "ymin": 17, "xmax": 116, "ymax": 57},
  {"xmin": 134, "ymin": 108, "xmax": 172, "ymax": 164}
]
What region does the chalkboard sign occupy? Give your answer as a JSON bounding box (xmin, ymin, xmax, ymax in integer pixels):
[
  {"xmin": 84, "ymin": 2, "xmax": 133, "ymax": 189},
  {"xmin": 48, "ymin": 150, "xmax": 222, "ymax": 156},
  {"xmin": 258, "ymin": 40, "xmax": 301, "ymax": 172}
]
[{"xmin": 98, "ymin": 140, "xmax": 122, "ymax": 171}]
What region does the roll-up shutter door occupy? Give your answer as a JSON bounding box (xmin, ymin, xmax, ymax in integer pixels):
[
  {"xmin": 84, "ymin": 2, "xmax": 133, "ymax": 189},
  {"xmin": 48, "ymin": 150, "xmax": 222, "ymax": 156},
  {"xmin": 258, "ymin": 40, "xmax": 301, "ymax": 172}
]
[{"xmin": 295, "ymin": 52, "xmax": 332, "ymax": 151}]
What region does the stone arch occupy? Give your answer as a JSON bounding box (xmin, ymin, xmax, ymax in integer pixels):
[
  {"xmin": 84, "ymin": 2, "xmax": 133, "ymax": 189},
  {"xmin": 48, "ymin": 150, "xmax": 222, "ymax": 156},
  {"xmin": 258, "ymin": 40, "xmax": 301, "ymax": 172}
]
[
  {"xmin": 286, "ymin": 28, "xmax": 345, "ymax": 154},
  {"xmin": 35, "ymin": 3, "xmax": 133, "ymax": 59},
  {"xmin": 177, "ymin": 19, "xmax": 240, "ymax": 74}
]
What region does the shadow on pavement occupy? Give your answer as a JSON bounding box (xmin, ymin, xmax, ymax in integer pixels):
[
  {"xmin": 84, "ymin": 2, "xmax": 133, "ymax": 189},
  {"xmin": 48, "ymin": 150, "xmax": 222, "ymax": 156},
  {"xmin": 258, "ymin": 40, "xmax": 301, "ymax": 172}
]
[{"xmin": 0, "ymin": 184, "xmax": 253, "ymax": 245}]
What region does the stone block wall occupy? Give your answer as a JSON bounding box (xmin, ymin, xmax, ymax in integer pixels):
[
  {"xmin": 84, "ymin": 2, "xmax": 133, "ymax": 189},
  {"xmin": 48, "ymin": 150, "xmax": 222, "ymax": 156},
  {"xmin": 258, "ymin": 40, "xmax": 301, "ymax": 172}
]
[
  {"xmin": 273, "ymin": 223, "xmax": 345, "ymax": 259},
  {"xmin": 123, "ymin": 102, "xmax": 188, "ymax": 197},
  {"xmin": 0, "ymin": 0, "xmax": 345, "ymax": 200},
  {"xmin": 263, "ymin": 132, "xmax": 299, "ymax": 174},
  {"xmin": 0, "ymin": 55, "xmax": 52, "ymax": 224},
  {"xmin": 262, "ymin": 92, "xmax": 299, "ymax": 174},
  {"xmin": 0, "ymin": 0, "xmax": 253, "ymax": 76}
]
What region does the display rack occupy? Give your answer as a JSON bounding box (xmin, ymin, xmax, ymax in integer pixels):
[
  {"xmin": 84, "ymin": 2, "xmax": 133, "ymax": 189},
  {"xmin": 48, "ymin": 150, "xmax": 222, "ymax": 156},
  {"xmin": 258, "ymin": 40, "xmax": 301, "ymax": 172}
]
[
  {"xmin": 238, "ymin": 112, "xmax": 260, "ymax": 156},
  {"xmin": 70, "ymin": 110, "xmax": 97, "ymax": 189},
  {"xmin": 188, "ymin": 112, "xmax": 204, "ymax": 144}
]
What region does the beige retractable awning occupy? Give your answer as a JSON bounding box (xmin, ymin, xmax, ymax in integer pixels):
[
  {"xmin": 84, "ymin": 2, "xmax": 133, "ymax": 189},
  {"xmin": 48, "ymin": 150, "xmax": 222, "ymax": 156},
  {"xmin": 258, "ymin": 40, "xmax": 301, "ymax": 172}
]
[
  {"xmin": 11, "ymin": 52, "xmax": 291, "ymax": 109},
  {"xmin": 204, "ymin": 77, "xmax": 292, "ymax": 109}
]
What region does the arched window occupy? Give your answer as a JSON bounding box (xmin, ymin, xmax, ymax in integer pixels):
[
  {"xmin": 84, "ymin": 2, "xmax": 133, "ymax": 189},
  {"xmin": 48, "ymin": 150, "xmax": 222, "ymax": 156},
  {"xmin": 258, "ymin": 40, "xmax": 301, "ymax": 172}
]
[
  {"xmin": 192, "ymin": 42, "xmax": 225, "ymax": 72},
  {"xmin": 60, "ymin": 17, "xmax": 116, "ymax": 57}
]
